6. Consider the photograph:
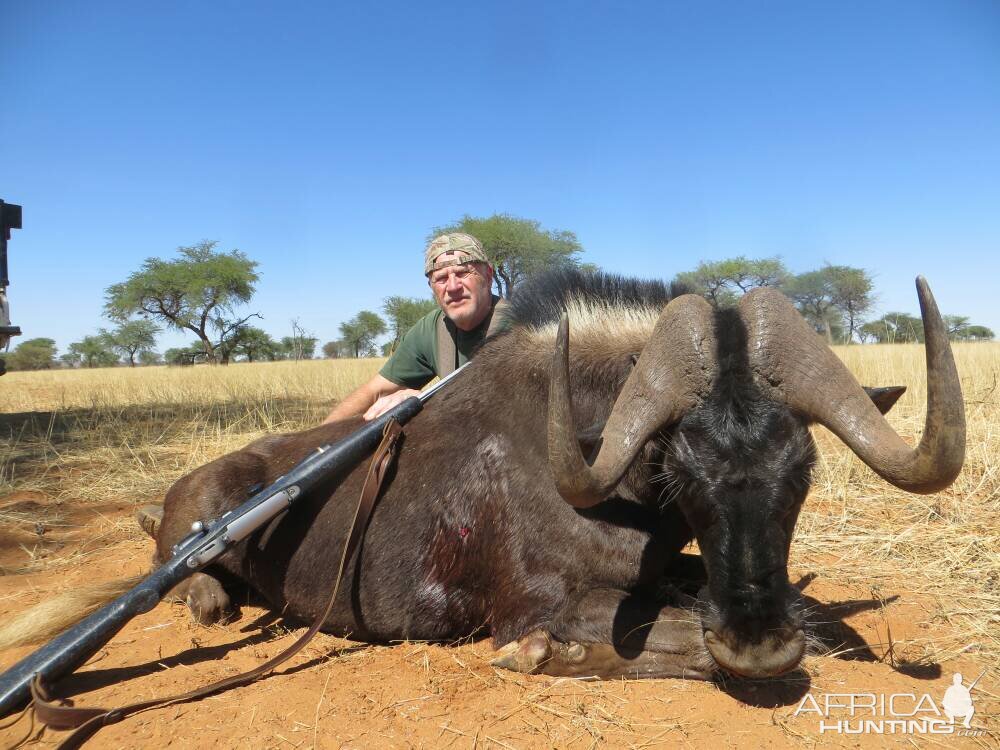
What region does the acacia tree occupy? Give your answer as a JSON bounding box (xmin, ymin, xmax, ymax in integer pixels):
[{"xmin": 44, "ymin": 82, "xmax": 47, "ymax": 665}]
[
  {"xmin": 430, "ymin": 214, "xmax": 584, "ymax": 298},
  {"xmin": 858, "ymin": 320, "xmax": 888, "ymax": 343},
  {"xmin": 277, "ymin": 336, "xmax": 318, "ymax": 360},
  {"xmin": 104, "ymin": 241, "xmax": 260, "ymax": 364},
  {"xmin": 784, "ymin": 265, "xmax": 874, "ymax": 343},
  {"xmin": 164, "ymin": 344, "xmax": 209, "ymax": 366},
  {"xmin": 322, "ymin": 340, "xmax": 352, "ymax": 358},
  {"xmin": 824, "ymin": 265, "xmax": 875, "ymax": 344},
  {"xmin": 885, "ymin": 312, "xmax": 924, "ymax": 343},
  {"xmin": 6, "ymin": 338, "xmax": 57, "ymax": 370},
  {"xmin": 231, "ymin": 327, "xmax": 278, "ymax": 362},
  {"xmin": 102, "ymin": 319, "xmax": 160, "ymax": 366},
  {"xmin": 962, "ymin": 325, "xmax": 994, "ymax": 341},
  {"xmin": 943, "ymin": 315, "xmax": 970, "ymax": 340},
  {"xmin": 674, "ymin": 256, "xmax": 790, "ymax": 306},
  {"xmin": 339, "ymin": 311, "xmax": 387, "ymax": 357},
  {"xmin": 279, "ymin": 319, "xmax": 318, "ymax": 361},
  {"xmin": 67, "ymin": 335, "xmax": 118, "ymax": 368},
  {"xmin": 383, "ymin": 295, "xmax": 438, "ymax": 354},
  {"xmin": 785, "ymin": 270, "xmax": 841, "ymax": 343},
  {"xmin": 861, "ymin": 312, "xmax": 924, "ymax": 343},
  {"xmin": 138, "ymin": 349, "xmax": 162, "ymax": 366}
]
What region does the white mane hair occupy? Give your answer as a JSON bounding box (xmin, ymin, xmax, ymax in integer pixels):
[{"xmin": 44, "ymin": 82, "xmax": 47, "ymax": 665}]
[
  {"xmin": 483, "ymin": 269, "xmax": 681, "ymax": 370},
  {"xmin": 524, "ymin": 296, "xmax": 662, "ymax": 355}
]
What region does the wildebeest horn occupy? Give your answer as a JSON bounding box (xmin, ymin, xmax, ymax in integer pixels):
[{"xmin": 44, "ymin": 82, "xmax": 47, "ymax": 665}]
[
  {"xmin": 548, "ymin": 295, "xmax": 717, "ymax": 508},
  {"xmin": 738, "ymin": 277, "xmax": 965, "ymax": 493}
]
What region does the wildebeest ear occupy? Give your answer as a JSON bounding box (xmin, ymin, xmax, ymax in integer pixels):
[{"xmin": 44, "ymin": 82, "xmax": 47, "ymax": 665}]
[{"xmin": 863, "ymin": 386, "xmax": 907, "ymax": 415}]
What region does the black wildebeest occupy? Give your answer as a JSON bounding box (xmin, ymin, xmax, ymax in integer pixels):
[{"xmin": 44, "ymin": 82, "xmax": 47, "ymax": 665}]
[{"xmin": 6, "ymin": 270, "xmax": 965, "ymax": 681}]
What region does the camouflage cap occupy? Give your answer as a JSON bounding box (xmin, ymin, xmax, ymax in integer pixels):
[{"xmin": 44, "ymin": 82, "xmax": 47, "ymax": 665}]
[{"xmin": 424, "ymin": 233, "xmax": 489, "ymax": 275}]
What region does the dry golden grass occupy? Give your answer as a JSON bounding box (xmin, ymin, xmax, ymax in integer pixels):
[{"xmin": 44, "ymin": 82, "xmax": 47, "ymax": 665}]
[
  {"xmin": 0, "ymin": 358, "xmax": 382, "ymax": 414},
  {"xmin": 0, "ymin": 359, "xmax": 383, "ymax": 505},
  {"xmin": 0, "ymin": 344, "xmax": 997, "ymax": 670},
  {"xmin": 798, "ymin": 342, "xmax": 1000, "ymax": 669}
]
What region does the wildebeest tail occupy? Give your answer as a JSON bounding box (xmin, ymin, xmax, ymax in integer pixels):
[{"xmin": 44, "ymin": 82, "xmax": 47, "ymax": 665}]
[{"xmin": 0, "ymin": 575, "xmax": 145, "ymax": 650}]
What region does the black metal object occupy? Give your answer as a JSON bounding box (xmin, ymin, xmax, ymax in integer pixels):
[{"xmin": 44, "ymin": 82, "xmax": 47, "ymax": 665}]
[
  {"xmin": 0, "ymin": 394, "xmax": 428, "ymax": 718},
  {"xmin": 0, "ymin": 199, "xmax": 22, "ymax": 363},
  {"xmin": 1, "ymin": 199, "xmax": 21, "ymax": 292}
]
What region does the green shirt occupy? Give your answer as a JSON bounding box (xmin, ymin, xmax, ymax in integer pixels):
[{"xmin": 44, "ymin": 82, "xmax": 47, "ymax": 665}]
[{"xmin": 379, "ymin": 297, "xmax": 501, "ymax": 389}]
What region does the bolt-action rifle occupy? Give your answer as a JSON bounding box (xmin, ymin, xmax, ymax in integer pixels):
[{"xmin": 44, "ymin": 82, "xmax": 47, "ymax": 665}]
[{"xmin": 0, "ymin": 367, "xmax": 464, "ymax": 717}]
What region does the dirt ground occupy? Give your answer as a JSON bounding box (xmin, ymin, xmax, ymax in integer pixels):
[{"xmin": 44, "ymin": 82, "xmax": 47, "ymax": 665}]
[{"xmin": 0, "ymin": 491, "xmax": 994, "ymax": 749}]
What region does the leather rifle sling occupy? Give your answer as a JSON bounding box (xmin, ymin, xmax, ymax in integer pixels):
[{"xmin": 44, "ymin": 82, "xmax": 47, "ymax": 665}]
[
  {"xmin": 27, "ymin": 418, "xmax": 406, "ymax": 750},
  {"xmin": 435, "ymin": 313, "xmax": 457, "ymax": 378}
]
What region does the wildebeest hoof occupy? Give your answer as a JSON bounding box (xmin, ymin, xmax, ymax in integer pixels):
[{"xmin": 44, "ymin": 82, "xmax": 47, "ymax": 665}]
[
  {"xmin": 563, "ymin": 642, "xmax": 587, "ymax": 662},
  {"xmin": 173, "ymin": 572, "xmax": 233, "ymax": 626},
  {"xmin": 136, "ymin": 504, "xmax": 164, "ymax": 539},
  {"xmin": 491, "ymin": 630, "xmax": 553, "ymax": 673}
]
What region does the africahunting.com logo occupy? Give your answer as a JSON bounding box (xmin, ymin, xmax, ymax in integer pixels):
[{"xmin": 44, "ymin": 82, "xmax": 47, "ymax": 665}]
[{"xmin": 793, "ymin": 670, "xmax": 988, "ymax": 736}]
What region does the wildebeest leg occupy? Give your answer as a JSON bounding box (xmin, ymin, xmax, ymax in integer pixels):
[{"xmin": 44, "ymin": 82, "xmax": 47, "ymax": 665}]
[
  {"xmin": 167, "ymin": 571, "xmax": 234, "ymax": 626},
  {"xmin": 492, "ymin": 588, "xmax": 711, "ymax": 680},
  {"xmin": 135, "ymin": 501, "xmax": 233, "ymax": 625}
]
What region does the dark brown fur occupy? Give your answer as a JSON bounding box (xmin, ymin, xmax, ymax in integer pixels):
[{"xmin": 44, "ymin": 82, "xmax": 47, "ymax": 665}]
[{"xmin": 157, "ymin": 317, "xmax": 696, "ymax": 650}]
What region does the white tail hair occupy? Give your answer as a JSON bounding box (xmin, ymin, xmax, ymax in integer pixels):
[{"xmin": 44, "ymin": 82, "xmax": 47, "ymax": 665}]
[{"xmin": 0, "ymin": 575, "xmax": 146, "ymax": 651}]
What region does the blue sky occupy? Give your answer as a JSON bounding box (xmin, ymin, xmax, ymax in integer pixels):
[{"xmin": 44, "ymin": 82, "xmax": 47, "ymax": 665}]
[{"xmin": 2, "ymin": 1, "xmax": 998, "ymax": 354}]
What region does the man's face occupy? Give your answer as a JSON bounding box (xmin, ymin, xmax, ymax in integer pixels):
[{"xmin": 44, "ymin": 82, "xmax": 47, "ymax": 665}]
[{"xmin": 427, "ymin": 252, "xmax": 494, "ymax": 331}]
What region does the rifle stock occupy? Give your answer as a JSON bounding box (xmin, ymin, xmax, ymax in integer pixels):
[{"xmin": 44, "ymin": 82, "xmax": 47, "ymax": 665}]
[{"xmin": 0, "ymin": 395, "xmax": 426, "ymax": 718}]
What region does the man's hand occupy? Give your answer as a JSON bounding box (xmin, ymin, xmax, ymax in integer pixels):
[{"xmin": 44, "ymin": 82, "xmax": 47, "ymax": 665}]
[
  {"xmin": 363, "ymin": 388, "xmax": 421, "ymax": 420},
  {"xmin": 323, "ymin": 373, "xmax": 407, "ymax": 424}
]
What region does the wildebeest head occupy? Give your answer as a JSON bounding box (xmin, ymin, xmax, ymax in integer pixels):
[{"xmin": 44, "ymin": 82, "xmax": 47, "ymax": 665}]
[{"xmin": 547, "ymin": 277, "xmax": 965, "ymax": 678}]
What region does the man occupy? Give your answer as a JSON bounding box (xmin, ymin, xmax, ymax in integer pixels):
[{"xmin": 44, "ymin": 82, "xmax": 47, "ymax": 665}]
[{"xmin": 323, "ymin": 232, "xmax": 506, "ymax": 423}]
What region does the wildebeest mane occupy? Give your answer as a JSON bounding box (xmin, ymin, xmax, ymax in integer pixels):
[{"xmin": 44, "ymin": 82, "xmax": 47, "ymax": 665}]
[{"xmin": 503, "ymin": 268, "xmax": 683, "ymax": 330}]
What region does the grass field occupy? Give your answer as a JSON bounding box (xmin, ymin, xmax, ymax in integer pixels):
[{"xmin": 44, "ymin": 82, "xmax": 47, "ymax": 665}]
[
  {"xmin": 0, "ymin": 359, "xmax": 381, "ymax": 504},
  {"xmin": 1, "ymin": 345, "xmax": 997, "ymax": 746}
]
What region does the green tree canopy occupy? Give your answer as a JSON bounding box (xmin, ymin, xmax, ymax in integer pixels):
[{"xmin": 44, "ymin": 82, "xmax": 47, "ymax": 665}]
[
  {"xmin": 322, "ymin": 339, "xmax": 353, "ymax": 359},
  {"xmin": 674, "ymin": 259, "xmax": 874, "ymax": 343},
  {"xmin": 278, "ymin": 335, "xmax": 318, "ymax": 360},
  {"xmin": 674, "ymin": 256, "xmax": 790, "ymax": 306},
  {"xmin": 824, "ymin": 265, "xmax": 875, "ymax": 343},
  {"xmin": 943, "ymin": 315, "xmax": 971, "ymax": 340},
  {"xmin": 861, "ymin": 312, "xmax": 993, "ymax": 344},
  {"xmin": 102, "ymin": 319, "xmax": 160, "ymax": 367},
  {"xmin": 383, "ymin": 295, "xmax": 438, "ymax": 354},
  {"xmin": 104, "ymin": 241, "xmax": 260, "ymax": 364},
  {"xmin": 430, "ymin": 214, "xmax": 584, "ymax": 298},
  {"xmin": 137, "ymin": 349, "xmax": 162, "ymax": 366},
  {"xmin": 785, "ymin": 269, "xmax": 844, "ymax": 343},
  {"xmin": 962, "ymin": 325, "xmax": 994, "ymax": 341},
  {"xmin": 277, "ymin": 319, "xmax": 318, "ymax": 361},
  {"xmin": 164, "ymin": 343, "xmax": 209, "ymax": 366},
  {"xmin": 339, "ymin": 310, "xmax": 387, "ymax": 358},
  {"xmin": 230, "ymin": 326, "xmax": 279, "ymax": 362},
  {"xmin": 858, "ymin": 320, "xmax": 886, "ymax": 344},
  {"xmin": 860, "ymin": 312, "xmax": 924, "ymax": 343},
  {"xmin": 883, "ymin": 312, "xmax": 924, "ymax": 343},
  {"xmin": 68, "ymin": 335, "xmax": 119, "ymax": 368},
  {"xmin": 6, "ymin": 338, "xmax": 57, "ymax": 370}
]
